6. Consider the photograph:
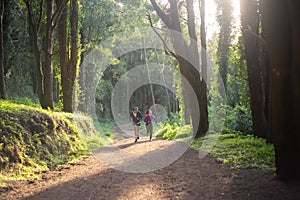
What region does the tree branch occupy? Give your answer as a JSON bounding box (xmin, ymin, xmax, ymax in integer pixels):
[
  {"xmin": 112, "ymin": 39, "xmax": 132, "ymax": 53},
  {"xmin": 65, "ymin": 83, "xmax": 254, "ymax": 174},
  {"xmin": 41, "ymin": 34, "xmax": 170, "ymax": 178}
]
[
  {"xmin": 147, "ymin": 13, "xmax": 177, "ymax": 59},
  {"xmin": 37, "ymin": 0, "xmax": 44, "ymax": 32},
  {"xmin": 52, "ymin": 0, "xmax": 68, "ymax": 30},
  {"xmin": 149, "ymin": 0, "xmax": 172, "ymax": 28},
  {"xmin": 24, "ymin": 1, "xmax": 35, "ymax": 29}
]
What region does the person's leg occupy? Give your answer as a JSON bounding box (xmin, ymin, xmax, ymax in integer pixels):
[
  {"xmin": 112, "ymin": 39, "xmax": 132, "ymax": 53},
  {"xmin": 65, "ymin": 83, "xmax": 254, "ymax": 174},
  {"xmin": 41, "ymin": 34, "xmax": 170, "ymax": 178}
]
[
  {"xmin": 136, "ymin": 125, "xmax": 140, "ymax": 139},
  {"xmin": 149, "ymin": 124, "xmax": 153, "ymax": 141},
  {"xmin": 146, "ymin": 124, "xmax": 150, "ymax": 135},
  {"xmin": 134, "ymin": 125, "xmax": 138, "ymax": 142}
]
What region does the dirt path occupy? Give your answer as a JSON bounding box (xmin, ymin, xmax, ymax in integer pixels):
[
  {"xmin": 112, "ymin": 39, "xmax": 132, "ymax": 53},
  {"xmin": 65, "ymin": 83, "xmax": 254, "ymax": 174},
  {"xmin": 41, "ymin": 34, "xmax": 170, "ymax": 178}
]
[{"xmin": 1, "ymin": 127, "xmax": 300, "ymax": 200}]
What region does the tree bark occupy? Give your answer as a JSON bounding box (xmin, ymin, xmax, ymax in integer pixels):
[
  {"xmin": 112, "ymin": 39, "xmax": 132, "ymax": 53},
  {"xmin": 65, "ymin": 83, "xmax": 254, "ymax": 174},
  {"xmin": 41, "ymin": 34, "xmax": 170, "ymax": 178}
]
[
  {"xmin": 26, "ymin": 2, "xmax": 45, "ymax": 107},
  {"xmin": 57, "ymin": 0, "xmax": 78, "ymax": 112},
  {"xmin": 262, "ymin": 0, "xmax": 300, "ymax": 181},
  {"xmin": 25, "ymin": 0, "xmax": 54, "ymax": 109},
  {"xmin": 26, "ymin": 0, "xmax": 67, "ymax": 109},
  {"xmin": 240, "ymin": 0, "xmax": 267, "ymax": 138},
  {"xmin": 69, "ymin": 0, "xmax": 79, "ymax": 111},
  {"xmin": 0, "ymin": 0, "xmax": 5, "ymax": 99},
  {"xmin": 199, "ymin": 0, "xmax": 209, "ymax": 137},
  {"xmin": 43, "ymin": 0, "xmax": 54, "ymax": 109},
  {"xmin": 259, "ymin": 0, "xmax": 271, "ymax": 142}
]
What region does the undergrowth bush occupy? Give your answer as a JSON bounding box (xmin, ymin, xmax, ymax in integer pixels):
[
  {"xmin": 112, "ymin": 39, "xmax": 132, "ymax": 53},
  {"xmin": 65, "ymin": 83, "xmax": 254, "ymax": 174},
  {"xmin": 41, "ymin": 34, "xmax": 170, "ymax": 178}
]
[
  {"xmin": 155, "ymin": 122, "xmax": 193, "ymax": 141},
  {"xmin": 224, "ymin": 105, "xmax": 253, "ymax": 134},
  {"xmin": 161, "ymin": 112, "xmax": 181, "ymax": 127}
]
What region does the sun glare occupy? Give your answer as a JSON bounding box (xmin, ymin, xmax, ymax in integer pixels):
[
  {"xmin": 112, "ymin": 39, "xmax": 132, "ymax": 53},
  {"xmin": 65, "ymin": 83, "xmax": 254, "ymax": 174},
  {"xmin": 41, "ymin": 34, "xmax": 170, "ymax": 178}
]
[
  {"xmin": 232, "ymin": 0, "xmax": 241, "ymax": 18},
  {"xmin": 156, "ymin": 0, "xmax": 241, "ymax": 39},
  {"xmin": 205, "ymin": 0, "xmax": 241, "ymax": 38}
]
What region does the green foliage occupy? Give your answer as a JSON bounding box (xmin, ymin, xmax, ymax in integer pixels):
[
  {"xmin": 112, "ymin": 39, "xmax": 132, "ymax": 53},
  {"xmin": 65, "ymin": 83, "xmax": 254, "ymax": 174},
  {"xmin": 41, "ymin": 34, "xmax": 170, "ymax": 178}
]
[
  {"xmin": 157, "ymin": 113, "xmax": 274, "ymax": 171},
  {"xmin": 215, "ymin": 0, "xmax": 234, "ymax": 90},
  {"xmin": 224, "ymin": 105, "xmax": 253, "ymax": 134},
  {"xmin": 79, "ymin": 0, "xmax": 163, "ymax": 120},
  {"xmin": 0, "ymin": 99, "xmax": 41, "ymax": 114},
  {"xmin": 78, "ymin": 118, "xmax": 114, "ymax": 152},
  {"xmin": 155, "ymin": 111, "xmax": 194, "ymax": 141},
  {"xmin": 208, "ymin": 56, "xmax": 252, "ymax": 135},
  {"xmin": 6, "ymin": 97, "xmax": 40, "ymax": 108},
  {"xmin": 174, "ymin": 66, "xmax": 186, "ymax": 125},
  {"xmin": 80, "ymin": 0, "xmax": 152, "ymax": 51},
  {"xmin": 174, "ymin": 125, "xmax": 193, "ymax": 140},
  {"xmin": 163, "ymin": 112, "xmax": 181, "ymax": 127},
  {"xmin": 4, "ymin": 0, "xmax": 36, "ymax": 99},
  {"xmin": 155, "ymin": 123, "xmax": 177, "ymax": 140},
  {"xmin": 208, "ymin": 33, "xmax": 252, "ymax": 135},
  {"xmin": 227, "ymin": 38, "xmax": 251, "ymax": 108},
  {"xmin": 156, "ymin": 123, "xmax": 171, "ymax": 138},
  {"xmin": 191, "ymin": 134, "xmax": 275, "ymax": 171}
]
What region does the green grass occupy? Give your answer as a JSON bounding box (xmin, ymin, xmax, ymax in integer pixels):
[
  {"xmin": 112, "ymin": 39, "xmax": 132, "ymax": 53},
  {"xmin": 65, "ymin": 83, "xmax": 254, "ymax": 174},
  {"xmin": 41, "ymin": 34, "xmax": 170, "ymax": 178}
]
[
  {"xmin": 192, "ymin": 134, "xmax": 275, "ymax": 171},
  {"xmin": 155, "ymin": 124, "xmax": 275, "ymax": 172},
  {"xmin": 0, "ymin": 99, "xmax": 41, "ymax": 114},
  {"xmin": 67, "ymin": 115, "xmax": 114, "ymax": 152}
]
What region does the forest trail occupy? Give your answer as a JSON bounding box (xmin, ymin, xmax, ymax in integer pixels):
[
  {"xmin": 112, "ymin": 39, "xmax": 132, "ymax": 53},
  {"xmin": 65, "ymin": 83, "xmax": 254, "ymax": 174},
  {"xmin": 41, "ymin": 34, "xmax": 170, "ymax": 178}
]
[{"xmin": 1, "ymin": 127, "xmax": 300, "ymax": 200}]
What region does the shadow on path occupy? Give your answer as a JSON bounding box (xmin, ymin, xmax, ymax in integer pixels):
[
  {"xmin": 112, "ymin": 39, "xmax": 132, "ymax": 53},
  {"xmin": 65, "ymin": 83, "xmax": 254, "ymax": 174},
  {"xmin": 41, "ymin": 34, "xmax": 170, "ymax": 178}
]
[
  {"xmin": 1, "ymin": 126, "xmax": 300, "ymax": 200},
  {"xmin": 15, "ymin": 148, "xmax": 300, "ymax": 200}
]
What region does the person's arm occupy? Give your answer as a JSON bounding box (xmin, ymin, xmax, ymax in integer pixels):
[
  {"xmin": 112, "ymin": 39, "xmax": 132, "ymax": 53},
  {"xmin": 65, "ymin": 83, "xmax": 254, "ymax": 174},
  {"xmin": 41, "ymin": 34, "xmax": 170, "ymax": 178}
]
[
  {"xmin": 130, "ymin": 112, "xmax": 133, "ymax": 124},
  {"xmin": 152, "ymin": 115, "xmax": 157, "ymax": 122},
  {"xmin": 138, "ymin": 111, "xmax": 142, "ymax": 120}
]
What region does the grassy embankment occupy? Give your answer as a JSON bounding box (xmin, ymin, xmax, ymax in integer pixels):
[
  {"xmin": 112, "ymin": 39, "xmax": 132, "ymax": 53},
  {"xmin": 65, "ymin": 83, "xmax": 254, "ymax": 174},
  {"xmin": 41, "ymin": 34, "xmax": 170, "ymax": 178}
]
[{"xmin": 0, "ymin": 99, "xmax": 113, "ymax": 186}]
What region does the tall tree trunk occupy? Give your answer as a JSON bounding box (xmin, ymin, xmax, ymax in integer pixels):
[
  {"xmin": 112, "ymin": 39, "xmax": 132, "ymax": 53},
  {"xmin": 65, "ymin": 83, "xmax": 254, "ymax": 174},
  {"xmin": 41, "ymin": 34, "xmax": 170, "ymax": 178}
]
[
  {"xmin": 69, "ymin": 0, "xmax": 79, "ymax": 111},
  {"xmin": 26, "ymin": 9, "xmax": 44, "ymax": 107},
  {"xmin": 199, "ymin": 0, "xmax": 209, "ymax": 137},
  {"xmin": 259, "ymin": 1, "xmax": 271, "ymax": 142},
  {"xmin": 200, "ymin": 0, "xmax": 206, "ymax": 81},
  {"xmin": 57, "ymin": 0, "xmax": 68, "ymax": 105},
  {"xmin": 57, "ymin": 0, "xmax": 79, "ymax": 112},
  {"xmin": 262, "ymin": 0, "xmax": 300, "ymax": 181},
  {"xmin": 150, "ymin": 0, "xmax": 209, "ymax": 136},
  {"xmin": 26, "ymin": 0, "xmax": 67, "ymax": 109},
  {"xmin": 287, "ymin": 0, "xmax": 300, "ymax": 180},
  {"xmin": 240, "ymin": 0, "xmax": 267, "ymax": 138},
  {"xmin": 42, "ymin": 0, "xmax": 54, "ymax": 109},
  {"xmin": 182, "ymin": 80, "xmax": 191, "ymax": 125},
  {"xmin": 0, "ymin": 0, "xmax": 5, "ymax": 99},
  {"xmin": 53, "ymin": 69, "xmax": 60, "ymax": 102},
  {"xmin": 215, "ymin": 0, "xmax": 233, "ymax": 91},
  {"xmin": 25, "ymin": 0, "xmax": 54, "ymax": 109}
]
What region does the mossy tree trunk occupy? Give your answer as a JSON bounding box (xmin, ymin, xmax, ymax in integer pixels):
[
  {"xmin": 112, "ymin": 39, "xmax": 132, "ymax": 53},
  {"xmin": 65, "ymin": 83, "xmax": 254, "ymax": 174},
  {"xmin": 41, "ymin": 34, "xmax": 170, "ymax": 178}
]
[{"xmin": 57, "ymin": 0, "xmax": 79, "ymax": 113}]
